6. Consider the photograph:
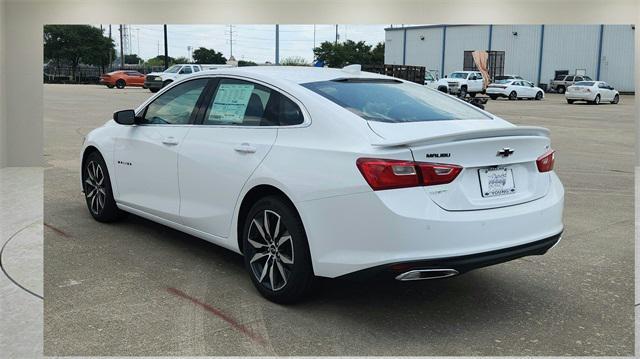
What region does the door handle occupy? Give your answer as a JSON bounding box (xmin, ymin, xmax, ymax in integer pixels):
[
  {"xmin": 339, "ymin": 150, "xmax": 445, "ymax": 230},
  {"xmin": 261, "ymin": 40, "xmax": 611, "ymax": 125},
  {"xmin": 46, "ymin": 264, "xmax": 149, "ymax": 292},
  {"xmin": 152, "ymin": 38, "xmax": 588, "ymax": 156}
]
[
  {"xmin": 161, "ymin": 136, "xmax": 179, "ymax": 146},
  {"xmin": 234, "ymin": 143, "xmax": 257, "ymax": 154}
]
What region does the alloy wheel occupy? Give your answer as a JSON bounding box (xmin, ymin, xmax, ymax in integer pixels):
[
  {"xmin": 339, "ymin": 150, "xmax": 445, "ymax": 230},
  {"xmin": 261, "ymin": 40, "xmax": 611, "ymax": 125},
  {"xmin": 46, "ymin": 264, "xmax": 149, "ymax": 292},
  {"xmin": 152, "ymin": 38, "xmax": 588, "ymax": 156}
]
[
  {"xmin": 84, "ymin": 161, "xmax": 107, "ymax": 215},
  {"xmin": 247, "ymin": 210, "xmax": 294, "ymax": 291}
]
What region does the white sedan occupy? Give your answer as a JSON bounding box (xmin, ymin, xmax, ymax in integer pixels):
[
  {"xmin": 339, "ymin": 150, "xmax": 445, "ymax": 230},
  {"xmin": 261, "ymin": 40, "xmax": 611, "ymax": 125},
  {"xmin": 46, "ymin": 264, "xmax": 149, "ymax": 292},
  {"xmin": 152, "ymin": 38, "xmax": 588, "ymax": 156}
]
[
  {"xmin": 565, "ymin": 81, "xmax": 620, "ymax": 104},
  {"xmin": 486, "ymin": 79, "xmax": 545, "ymax": 100},
  {"xmin": 81, "ymin": 66, "xmax": 564, "ymax": 303}
]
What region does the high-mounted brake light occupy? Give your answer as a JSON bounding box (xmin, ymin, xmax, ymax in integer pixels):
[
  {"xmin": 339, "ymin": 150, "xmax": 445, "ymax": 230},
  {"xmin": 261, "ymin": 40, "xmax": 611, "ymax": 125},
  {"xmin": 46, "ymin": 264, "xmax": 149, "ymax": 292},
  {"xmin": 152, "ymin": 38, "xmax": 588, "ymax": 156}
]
[
  {"xmin": 356, "ymin": 158, "xmax": 462, "ymax": 191},
  {"xmin": 536, "ymin": 149, "xmax": 555, "ymax": 172}
]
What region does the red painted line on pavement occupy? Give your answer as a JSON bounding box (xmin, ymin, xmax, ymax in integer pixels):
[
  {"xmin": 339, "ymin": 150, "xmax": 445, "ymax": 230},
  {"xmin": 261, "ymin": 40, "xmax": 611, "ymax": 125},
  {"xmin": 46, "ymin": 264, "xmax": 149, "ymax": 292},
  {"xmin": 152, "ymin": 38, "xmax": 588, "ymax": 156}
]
[
  {"xmin": 166, "ymin": 287, "xmax": 266, "ymax": 345},
  {"xmin": 44, "ymin": 222, "xmax": 71, "ymax": 238}
]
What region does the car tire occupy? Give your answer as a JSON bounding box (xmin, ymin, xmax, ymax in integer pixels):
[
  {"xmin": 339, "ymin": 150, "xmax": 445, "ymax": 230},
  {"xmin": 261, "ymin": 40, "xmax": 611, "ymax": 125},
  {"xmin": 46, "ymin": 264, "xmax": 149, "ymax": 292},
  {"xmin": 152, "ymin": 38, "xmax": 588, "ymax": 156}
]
[
  {"xmin": 567, "ymin": 99, "xmax": 574, "ymax": 104},
  {"xmin": 162, "ymin": 80, "xmax": 173, "ymax": 88},
  {"xmin": 150, "ymin": 88, "xmax": 160, "ymax": 93},
  {"xmin": 115, "ymin": 79, "xmax": 126, "ymax": 89},
  {"xmin": 557, "ymin": 86, "xmax": 565, "ymax": 94},
  {"xmin": 592, "ymin": 94, "xmax": 601, "ymax": 105},
  {"xmin": 535, "ymin": 91, "xmax": 543, "ymax": 100},
  {"xmin": 508, "ymin": 91, "xmax": 517, "ymax": 100},
  {"xmin": 437, "ymin": 86, "xmax": 448, "ymax": 94},
  {"xmin": 82, "ymin": 151, "xmax": 126, "ymax": 223},
  {"xmin": 489, "ymin": 95, "xmax": 498, "ymax": 100},
  {"xmin": 106, "ymin": 84, "xmax": 115, "ymax": 89},
  {"xmin": 468, "ymin": 92, "xmax": 476, "ymax": 98},
  {"xmin": 611, "ymin": 94, "xmax": 619, "ymax": 104},
  {"xmin": 242, "ymin": 195, "xmax": 315, "ymax": 304},
  {"xmin": 458, "ymin": 86, "xmax": 467, "ymax": 98}
]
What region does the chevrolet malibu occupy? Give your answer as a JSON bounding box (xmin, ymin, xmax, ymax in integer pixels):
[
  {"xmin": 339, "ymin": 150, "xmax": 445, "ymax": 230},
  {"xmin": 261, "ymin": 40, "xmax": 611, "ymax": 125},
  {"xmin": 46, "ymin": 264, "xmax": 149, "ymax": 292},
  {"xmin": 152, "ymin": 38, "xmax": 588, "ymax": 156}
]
[{"xmin": 80, "ymin": 66, "xmax": 564, "ymax": 303}]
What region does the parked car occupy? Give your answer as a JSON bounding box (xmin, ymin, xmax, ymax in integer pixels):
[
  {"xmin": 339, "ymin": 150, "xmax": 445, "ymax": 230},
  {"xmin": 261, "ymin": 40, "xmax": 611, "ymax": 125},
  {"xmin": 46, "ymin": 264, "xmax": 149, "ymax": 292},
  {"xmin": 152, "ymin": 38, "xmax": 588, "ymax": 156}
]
[
  {"xmin": 435, "ymin": 71, "xmax": 485, "ymax": 97},
  {"xmin": 549, "ymin": 74, "xmax": 593, "ymax": 94},
  {"xmin": 145, "ymin": 64, "xmax": 235, "ymax": 93},
  {"xmin": 493, "ymin": 74, "xmax": 523, "ymax": 82},
  {"xmin": 565, "ymin": 81, "xmax": 619, "ymax": 105},
  {"xmin": 81, "ymin": 66, "xmax": 564, "ymax": 303},
  {"xmin": 99, "ymin": 70, "xmax": 145, "ymax": 89},
  {"xmin": 486, "ymin": 80, "xmax": 544, "ymax": 100}
]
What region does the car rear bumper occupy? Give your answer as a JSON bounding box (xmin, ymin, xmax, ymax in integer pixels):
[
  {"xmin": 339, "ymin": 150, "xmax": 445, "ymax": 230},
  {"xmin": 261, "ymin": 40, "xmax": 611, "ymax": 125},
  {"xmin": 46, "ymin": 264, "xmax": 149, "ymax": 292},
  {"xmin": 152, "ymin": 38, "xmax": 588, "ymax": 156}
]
[
  {"xmin": 340, "ymin": 231, "xmax": 562, "ymax": 281},
  {"xmin": 298, "ymin": 172, "xmax": 564, "ymax": 278},
  {"xmin": 485, "ymin": 88, "xmax": 509, "ymax": 96},
  {"xmin": 565, "ymin": 92, "xmax": 596, "ymax": 101}
]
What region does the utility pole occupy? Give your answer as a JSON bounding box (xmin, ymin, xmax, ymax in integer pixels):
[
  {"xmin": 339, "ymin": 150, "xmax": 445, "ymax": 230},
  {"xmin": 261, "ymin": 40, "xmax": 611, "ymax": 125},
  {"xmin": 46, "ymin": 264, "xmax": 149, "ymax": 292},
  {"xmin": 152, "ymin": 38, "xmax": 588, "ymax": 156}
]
[
  {"xmin": 157, "ymin": 40, "xmax": 160, "ymax": 56},
  {"xmin": 229, "ymin": 24, "xmax": 234, "ymax": 58},
  {"xmin": 119, "ymin": 25, "xmax": 124, "ymax": 69},
  {"xmin": 136, "ymin": 28, "xmax": 140, "ymax": 56},
  {"xmin": 335, "ymin": 24, "xmax": 339, "ymax": 45},
  {"xmin": 313, "ymin": 24, "xmax": 316, "ymax": 49},
  {"xmin": 163, "ymin": 24, "xmax": 169, "ymax": 70},
  {"xmin": 275, "ymin": 24, "xmax": 280, "ymax": 65},
  {"xmin": 108, "ymin": 25, "xmax": 112, "ymax": 69}
]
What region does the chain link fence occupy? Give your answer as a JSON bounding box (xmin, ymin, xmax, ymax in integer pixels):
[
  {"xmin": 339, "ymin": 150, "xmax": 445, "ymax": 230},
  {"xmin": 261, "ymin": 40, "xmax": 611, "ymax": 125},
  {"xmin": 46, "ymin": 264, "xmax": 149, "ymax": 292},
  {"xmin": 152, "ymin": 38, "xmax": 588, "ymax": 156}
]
[{"xmin": 43, "ymin": 64, "xmax": 166, "ymax": 84}]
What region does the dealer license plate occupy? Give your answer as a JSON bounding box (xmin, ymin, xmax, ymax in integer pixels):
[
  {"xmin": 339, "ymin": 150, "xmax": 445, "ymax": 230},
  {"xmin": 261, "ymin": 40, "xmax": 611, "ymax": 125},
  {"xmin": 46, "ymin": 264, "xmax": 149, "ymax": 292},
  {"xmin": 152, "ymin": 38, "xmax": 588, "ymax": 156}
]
[{"xmin": 479, "ymin": 167, "xmax": 516, "ymax": 197}]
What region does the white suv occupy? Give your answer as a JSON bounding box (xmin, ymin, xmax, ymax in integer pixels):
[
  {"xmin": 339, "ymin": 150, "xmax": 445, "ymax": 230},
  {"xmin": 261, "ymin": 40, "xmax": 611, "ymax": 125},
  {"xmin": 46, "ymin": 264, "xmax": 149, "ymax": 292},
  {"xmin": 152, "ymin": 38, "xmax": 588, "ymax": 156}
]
[{"xmin": 435, "ymin": 71, "xmax": 485, "ymax": 97}]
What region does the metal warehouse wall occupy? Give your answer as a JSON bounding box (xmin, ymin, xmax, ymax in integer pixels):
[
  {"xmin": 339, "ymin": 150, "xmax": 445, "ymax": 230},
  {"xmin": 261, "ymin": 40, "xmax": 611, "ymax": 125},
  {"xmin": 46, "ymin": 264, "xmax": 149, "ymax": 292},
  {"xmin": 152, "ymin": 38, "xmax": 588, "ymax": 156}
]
[
  {"xmin": 385, "ymin": 24, "xmax": 635, "ymax": 92},
  {"xmin": 443, "ymin": 25, "xmax": 490, "ymax": 75},
  {"xmin": 539, "ymin": 25, "xmax": 600, "ymax": 87},
  {"xmin": 404, "ymin": 27, "xmax": 444, "ymax": 76},
  {"xmin": 384, "ymin": 29, "xmax": 404, "ymax": 65},
  {"xmin": 600, "ymin": 25, "xmax": 634, "ymax": 92},
  {"xmin": 490, "ymin": 25, "xmax": 542, "ymax": 85}
]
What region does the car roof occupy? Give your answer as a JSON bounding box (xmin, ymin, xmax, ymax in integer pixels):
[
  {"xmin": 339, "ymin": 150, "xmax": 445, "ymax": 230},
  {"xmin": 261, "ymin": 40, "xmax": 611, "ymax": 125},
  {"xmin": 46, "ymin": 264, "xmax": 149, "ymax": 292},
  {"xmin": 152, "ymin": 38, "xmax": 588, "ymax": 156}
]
[{"xmin": 198, "ymin": 66, "xmax": 389, "ymax": 85}]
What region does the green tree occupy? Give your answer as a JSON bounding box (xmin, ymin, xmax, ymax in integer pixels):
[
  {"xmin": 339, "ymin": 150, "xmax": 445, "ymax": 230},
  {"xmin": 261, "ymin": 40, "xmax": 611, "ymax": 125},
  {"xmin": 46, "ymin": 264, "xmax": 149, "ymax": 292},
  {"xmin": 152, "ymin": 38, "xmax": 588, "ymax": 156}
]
[
  {"xmin": 172, "ymin": 56, "xmax": 191, "ymax": 64},
  {"xmin": 192, "ymin": 47, "xmax": 227, "ymax": 64},
  {"xmin": 280, "ymin": 56, "xmax": 310, "ymax": 66},
  {"xmin": 44, "ymin": 25, "xmax": 116, "ymax": 78},
  {"xmin": 238, "ymin": 60, "xmax": 258, "ymax": 67},
  {"xmin": 146, "ymin": 55, "xmax": 174, "ymax": 68},
  {"xmin": 124, "ymin": 54, "xmax": 143, "ymax": 64},
  {"xmin": 313, "ymin": 40, "xmax": 384, "ymax": 68}
]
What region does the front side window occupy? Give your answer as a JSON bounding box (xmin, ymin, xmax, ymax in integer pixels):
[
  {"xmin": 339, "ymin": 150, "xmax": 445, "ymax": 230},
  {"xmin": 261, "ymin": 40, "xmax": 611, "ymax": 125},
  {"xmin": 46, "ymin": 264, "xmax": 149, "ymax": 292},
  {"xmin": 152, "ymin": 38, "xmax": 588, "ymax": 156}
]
[
  {"xmin": 193, "ymin": 66, "xmax": 200, "ymax": 72},
  {"xmin": 180, "ymin": 66, "xmax": 192, "ymax": 74},
  {"xmin": 142, "ymin": 79, "xmax": 209, "ymax": 125},
  {"xmin": 302, "ymin": 79, "xmax": 491, "ymax": 123}
]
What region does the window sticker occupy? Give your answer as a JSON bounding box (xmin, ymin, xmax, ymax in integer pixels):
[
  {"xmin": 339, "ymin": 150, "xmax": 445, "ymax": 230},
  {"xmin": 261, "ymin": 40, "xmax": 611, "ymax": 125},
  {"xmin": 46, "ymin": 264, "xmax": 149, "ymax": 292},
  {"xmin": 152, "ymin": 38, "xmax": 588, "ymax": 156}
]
[{"xmin": 210, "ymin": 84, "xmax": 255, "ymax": 124}]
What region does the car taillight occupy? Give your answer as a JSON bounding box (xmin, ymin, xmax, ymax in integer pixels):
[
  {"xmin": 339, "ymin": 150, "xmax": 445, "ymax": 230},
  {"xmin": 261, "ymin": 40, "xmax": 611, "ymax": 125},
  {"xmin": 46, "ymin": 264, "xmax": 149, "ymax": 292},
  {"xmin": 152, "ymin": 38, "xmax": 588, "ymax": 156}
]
[
  {"xmin": 536, "ymin": 150, "xmax": 555, "ymax": 172},
  {"xmin": 356, "ymin": 158, "xmax": 462, "ymax": 191}
]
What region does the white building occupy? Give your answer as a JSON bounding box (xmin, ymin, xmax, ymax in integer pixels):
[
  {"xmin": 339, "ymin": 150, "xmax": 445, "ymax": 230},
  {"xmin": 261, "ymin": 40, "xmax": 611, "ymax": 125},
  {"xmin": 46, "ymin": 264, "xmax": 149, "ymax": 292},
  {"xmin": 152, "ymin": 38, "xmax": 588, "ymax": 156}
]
[{"xmin": 385, "ymin": 25, "xmax": 634, "ymax": 92}]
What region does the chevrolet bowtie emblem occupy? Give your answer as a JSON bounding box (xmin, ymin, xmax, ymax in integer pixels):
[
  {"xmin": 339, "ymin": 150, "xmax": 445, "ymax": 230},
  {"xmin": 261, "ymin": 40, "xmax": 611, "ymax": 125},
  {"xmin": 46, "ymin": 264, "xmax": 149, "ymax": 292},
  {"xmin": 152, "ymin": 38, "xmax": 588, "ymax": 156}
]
[{"xmin": 497, "ymin": 148, "xmax": 514, "ymax": 157}]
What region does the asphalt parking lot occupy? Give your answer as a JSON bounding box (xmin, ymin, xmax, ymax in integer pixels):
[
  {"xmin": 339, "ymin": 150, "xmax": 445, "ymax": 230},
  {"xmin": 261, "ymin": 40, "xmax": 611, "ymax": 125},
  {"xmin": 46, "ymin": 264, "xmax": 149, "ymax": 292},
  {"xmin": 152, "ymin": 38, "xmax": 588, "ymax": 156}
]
[{"xmin": 43, "ymin": 84, "xmax": 634, "ymax": 356}]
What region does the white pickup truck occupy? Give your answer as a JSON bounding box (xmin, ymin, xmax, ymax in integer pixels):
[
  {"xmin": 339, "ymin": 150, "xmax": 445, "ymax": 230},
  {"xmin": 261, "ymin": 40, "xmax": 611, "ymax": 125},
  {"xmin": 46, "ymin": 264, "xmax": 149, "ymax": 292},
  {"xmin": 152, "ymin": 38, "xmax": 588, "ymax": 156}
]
[
  {"xmin": 435, "ymin": 71, "xmax": 485, "ymax": 97},
  {"xmin": 144, "ymin": 64, "xmax": 234, "ymax": 92}
]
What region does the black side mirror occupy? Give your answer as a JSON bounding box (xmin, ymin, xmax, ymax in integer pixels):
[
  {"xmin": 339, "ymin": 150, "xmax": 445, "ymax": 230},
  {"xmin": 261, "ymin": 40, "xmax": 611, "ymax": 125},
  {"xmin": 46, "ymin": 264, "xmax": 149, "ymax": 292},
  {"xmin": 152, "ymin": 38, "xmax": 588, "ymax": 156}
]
[
  {"xmin": 444, "ymin": 75, "xmax": 448, "ymax": 78},
  {"xmin": 113, "ymin": 109, "xmax": 137, "ymax": 125}
]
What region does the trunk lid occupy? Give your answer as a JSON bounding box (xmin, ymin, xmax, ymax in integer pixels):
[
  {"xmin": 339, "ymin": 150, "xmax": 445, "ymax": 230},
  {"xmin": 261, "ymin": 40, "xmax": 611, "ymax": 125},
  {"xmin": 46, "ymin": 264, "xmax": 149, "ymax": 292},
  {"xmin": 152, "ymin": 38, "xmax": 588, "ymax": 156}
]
[{"xmin": 368, "ymin": 120, "xmax": 552, "ymax": 211}]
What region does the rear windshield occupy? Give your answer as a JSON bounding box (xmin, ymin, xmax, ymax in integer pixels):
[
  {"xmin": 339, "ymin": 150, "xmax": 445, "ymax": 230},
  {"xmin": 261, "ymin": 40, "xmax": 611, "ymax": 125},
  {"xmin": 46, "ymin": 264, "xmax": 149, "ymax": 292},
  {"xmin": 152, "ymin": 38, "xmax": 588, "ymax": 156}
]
[
  {"xmin": 302, "ymin": 79, "xmax": 492, "ymax": 123},
  {"xmin": 575, "ymin": 81, "xmax": 594, "ymax": 86}
]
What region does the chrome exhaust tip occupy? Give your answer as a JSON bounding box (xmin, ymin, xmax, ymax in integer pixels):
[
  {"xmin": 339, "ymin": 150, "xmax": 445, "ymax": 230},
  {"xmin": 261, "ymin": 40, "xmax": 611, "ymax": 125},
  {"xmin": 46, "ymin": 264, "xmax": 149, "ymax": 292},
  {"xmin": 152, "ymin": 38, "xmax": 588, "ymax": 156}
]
[{"xmin": 395, "ymin": 268, "xmax": 459, "ymax": 281}]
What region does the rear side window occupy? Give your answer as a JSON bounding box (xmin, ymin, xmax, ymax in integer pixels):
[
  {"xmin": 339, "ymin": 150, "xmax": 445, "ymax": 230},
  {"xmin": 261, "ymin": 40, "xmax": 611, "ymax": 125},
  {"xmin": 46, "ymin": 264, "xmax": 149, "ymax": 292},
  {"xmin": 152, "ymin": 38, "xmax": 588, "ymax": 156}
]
[
  {"xmin": 302, "ymin": 79, "xmax": 491, "ymax": 123},
  {"xmin": 565, "ymin": 76, "xmax": 574, "ymax": 81},
  {"xmin": 202, "ymin": 78, "xmax": 304, "ymax": 126}
]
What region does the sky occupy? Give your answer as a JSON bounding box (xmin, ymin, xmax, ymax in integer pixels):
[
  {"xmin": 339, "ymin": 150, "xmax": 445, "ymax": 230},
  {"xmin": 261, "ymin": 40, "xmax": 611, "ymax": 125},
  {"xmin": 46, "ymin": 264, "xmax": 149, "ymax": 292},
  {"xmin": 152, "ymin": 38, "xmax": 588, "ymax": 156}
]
[{"xmin": 100, "ymin": 24, "xmax": 398, "ymax": 64}]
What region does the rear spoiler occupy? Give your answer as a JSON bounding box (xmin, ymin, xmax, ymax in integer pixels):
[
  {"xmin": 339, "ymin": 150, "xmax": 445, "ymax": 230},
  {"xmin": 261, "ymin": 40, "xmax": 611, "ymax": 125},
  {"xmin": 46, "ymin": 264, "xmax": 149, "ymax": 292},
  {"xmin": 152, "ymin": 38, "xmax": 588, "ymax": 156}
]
[{"xmin": 372, "ymin": 126, "xmax": 550, "ymax": 147}]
